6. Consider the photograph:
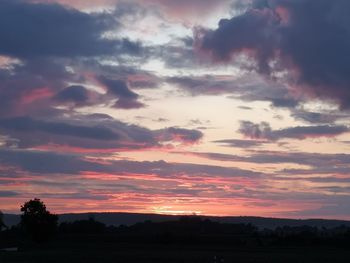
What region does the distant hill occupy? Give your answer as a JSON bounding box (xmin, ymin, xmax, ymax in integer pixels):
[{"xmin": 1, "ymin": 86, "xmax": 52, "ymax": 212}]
[{"xmin": 3, "ymin": 212, "xmax": 350, "ymax": 230}]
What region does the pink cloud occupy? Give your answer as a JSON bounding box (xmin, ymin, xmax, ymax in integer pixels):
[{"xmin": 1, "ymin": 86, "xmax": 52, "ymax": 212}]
[{"xmin": 20, "ymin": 87, "xmax": 54, "ymax": 104}]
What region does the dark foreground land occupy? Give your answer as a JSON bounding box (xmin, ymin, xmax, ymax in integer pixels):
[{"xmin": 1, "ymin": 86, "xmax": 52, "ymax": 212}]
[
  {"xmin": 2, "ymin": 217, "xmax": 350, "ymax": 263},
  {"xmin": 1, "ymin": 243, "xmax": 350, "ymax": 263}
]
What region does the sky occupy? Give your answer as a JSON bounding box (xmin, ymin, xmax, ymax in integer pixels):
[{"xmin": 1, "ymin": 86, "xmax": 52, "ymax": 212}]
[{"xmin": 1, "ymin": 0, "xmax": 350, "ymax": 219}]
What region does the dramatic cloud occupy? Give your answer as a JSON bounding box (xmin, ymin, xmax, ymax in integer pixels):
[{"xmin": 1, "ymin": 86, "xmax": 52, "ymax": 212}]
[
  {"xmin": 1, "ymin": 0, "xmax": 349, "ymax": 219},
  {"xmin": 0, "ymin": 58, "xmax": 72, "ymax": 117},
  {"xmin": 197, "ymin": 0, "xmax": 350, "ymax": 108},
  {"xmin": 238, "ymin": 121, "xmax": 349, "ymax": 140},
  {"xmin": 99, "ymin": 76, "xmax": 145, "ymax": 109},
  {"xmin": 156, "ymin": 127, "xmax": 203, "ymax": 145},
  {"xmin": 0, "ymin": 0, "xmax": 142, "ymax": 58},
  {"xmin": 53, "ymin": 85, "xmax": 90, "ymax": 105},
  {"xmin": 0, "ymin": 115, "xmax": 203, "ymax": 151}
]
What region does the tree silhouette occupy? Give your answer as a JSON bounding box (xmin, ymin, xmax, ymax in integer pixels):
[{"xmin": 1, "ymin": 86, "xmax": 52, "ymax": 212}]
[
  {"xmin": 20, "ymin": 198, "xmax": 58, "ymax": 242},
  {"xmin": 0, "ymin": 210, "xmax": 6, "ymax": 231}
]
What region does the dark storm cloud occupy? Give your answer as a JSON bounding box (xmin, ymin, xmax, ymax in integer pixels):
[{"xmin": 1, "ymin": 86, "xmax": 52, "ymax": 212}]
[
  {"xmin": 0, "ymin": 0, "xmax": 141, "ymax": 58},
  {"xmin": 53, "ymin": 85, "xmax": 89, "ymax": 104},
  {"xmin": 239, "ymin": 121, "xmax": 349, "ymax": 140},
  {"xmin": 100, "ymin": 77, "xmax": 139, "ymax": 99},
  {"xmin": 198, "ymin": 4, "xmax": 278, "ymax": 71},
  {"xmin": 197, "ymin": 0, "xmax": 350, "ymax": 108},
  {"xmin": 99, "ymin": 76, "xmax": 145, "ymax": 109}
]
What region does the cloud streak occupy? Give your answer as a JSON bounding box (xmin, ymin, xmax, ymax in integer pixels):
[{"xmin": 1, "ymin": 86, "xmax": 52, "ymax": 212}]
[
  {"xmin": 0, "ymin": 115, "xmax": 204, "ymax": 151},
  {"xmin": 238, "ymin": 121, "xmax": 349, "ymax": 140},
  {"xmin": 0, "ymin": 148, "xmax": 260, "ymax": 178}
]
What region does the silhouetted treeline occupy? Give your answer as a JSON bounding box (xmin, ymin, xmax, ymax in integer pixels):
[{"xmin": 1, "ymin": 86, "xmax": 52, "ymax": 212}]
[
  {"xmin": 59, "ymin": 218, "xmax": 106, "ymax": 234},
  {"xmin": 260, "ymin": 225, "xmax": 350, "ymax": 247},
  {"xmin": 116, "ymin": 217, "xmax": 257, "ymax": 244},
  {"xmin": 2, "ymin": 216, "xmax": 350, "ymax": 248}
]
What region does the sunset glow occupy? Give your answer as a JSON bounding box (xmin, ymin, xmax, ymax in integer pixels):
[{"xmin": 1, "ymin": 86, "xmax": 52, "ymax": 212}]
[{"xmin": 1, "ymin": 0, "xmax": 350, "ymax": 220}]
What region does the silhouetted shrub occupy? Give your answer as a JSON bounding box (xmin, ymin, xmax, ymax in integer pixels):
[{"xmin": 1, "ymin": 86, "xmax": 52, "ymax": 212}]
[{"xmin": 20, "ymin": 198, "xmax": 58, "ymax": 242}]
